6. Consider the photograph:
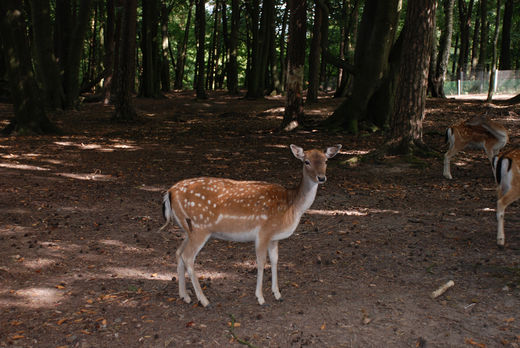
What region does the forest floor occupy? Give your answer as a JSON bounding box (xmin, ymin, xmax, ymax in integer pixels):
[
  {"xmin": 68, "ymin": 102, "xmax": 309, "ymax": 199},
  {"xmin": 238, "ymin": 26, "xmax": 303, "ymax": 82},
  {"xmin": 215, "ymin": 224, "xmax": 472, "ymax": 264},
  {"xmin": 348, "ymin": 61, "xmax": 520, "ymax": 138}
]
[{"xmin": 0, "ymin": 91, "xmax": 520, "ymax": 348}]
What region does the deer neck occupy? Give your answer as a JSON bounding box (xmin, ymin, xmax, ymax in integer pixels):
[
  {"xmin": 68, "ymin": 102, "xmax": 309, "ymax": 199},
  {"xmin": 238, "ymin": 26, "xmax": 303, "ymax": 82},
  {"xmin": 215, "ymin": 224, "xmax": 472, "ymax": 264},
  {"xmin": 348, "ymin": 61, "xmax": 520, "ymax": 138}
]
[{"xmin": 290, "ymin": 169, "xmax": 319, "ymax": 216}]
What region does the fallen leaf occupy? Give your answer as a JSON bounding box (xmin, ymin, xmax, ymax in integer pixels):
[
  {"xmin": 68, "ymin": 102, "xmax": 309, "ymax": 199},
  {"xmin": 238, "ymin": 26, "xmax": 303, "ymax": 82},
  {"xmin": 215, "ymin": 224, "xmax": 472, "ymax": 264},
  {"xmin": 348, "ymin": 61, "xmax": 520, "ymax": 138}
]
[
  {"xmin": 504, "ymin": 317, "xmax": 515, "ymax": 323},
  {"xmin": 151, "ymin": 273, "xmax": 158, "ymax": 277},
  {"xmin": 228, "ymin": 321, "xmax": 241, "ymax": 328},
  {"xmin": 57, "ymin": 318, "xmax": 67, "ymax": 325},
  {"xmin": 56, "ymin": 284, "xmax": 66, "ymax": 289},
  {"xmin": 186, "ymin": 321, "xmax": 195, "ymax": 328},
  {"xmin": 11, "ymin": 335, "xmax": 25, "ymax": 340},
  {"xmin": 320, "ymin": 322, "xmax": 326, "ymax": 330},
  {"xmin": 10, "ymin": 320, "xmax": 23, "ymax": 326},
  {"xmin": 464, "ymin": 338, "xmax": 486, "ymax": 348}
]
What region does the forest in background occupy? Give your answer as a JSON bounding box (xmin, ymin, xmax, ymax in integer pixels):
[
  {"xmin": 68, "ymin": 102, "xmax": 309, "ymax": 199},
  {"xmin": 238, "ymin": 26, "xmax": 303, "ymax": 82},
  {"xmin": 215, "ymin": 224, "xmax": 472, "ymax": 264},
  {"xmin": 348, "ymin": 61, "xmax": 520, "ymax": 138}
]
[{"xmin": 0, "ymin": 0, "xmax": 519, "ymax": 146}]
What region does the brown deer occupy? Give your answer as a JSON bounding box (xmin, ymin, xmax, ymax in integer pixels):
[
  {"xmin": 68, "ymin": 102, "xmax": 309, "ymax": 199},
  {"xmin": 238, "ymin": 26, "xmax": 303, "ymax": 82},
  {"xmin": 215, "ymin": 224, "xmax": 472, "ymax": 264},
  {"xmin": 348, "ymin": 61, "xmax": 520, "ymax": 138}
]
[
  {"xmin": 493, "ymin": 148, "xmax": 520, "ymax": 247},
  {"xmin": 443, "ymin": 116, "xmax": 508, "ymax": 179},
  {"xmin": 160, "ymin": 144, "xmax": 342, "ymax": 306}
]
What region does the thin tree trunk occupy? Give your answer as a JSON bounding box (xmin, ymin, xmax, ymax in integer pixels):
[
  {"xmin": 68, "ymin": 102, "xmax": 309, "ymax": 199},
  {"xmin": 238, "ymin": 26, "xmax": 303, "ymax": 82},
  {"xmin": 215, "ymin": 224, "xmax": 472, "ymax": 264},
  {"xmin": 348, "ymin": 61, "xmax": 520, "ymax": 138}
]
[
  {"xmin": 499, "ymin": 0, "xmax": 513, "ymax": 70},
  {"xmin": 103, "ymin": 0, "xmax": 116, "ymax": 104},
  {"xmin": 487, "ymin": 0, "xmax": 500, "ymax": 102},
  {"xmin": 306, "ymin": 0, "xmax": 323, "ymax": 103},
  {"xmin": 281, "ymin": 0, "xmax": 307, "ymax": 131},
  {"xmin": 278, "ymin": 4, "xmax": 288, "ymax": 92},
  {"xmin": 195, "ymin": 0, "xmax": 207, "ymax": 99},
  {"xmin": 226, "ymin": 0, "xmax": 239, "ymax": 94},
  {"xmin": 140, "ymin": 0, "xmax": 160, "ymax": 97},
  {"xmin": 477, "ymin": 0, "xmax": 489, "ymax": 72},
  {"xmin": 113, "ymin": 0, "xmax": 137, "ymax": 121},
  {"xmin": 174, "ymin": 0, "xmax": 193, "ymax": 90},
  {"xmin": 160, "ymin": 2, "xmax": 172, "ymax": 93},
  {"xmin": 430, "ymin": 0, "xmax": 454, "ymax": 98},
  {"xmin": 457, "ymin": 0, "xmax": 475, "ymax": 77}
]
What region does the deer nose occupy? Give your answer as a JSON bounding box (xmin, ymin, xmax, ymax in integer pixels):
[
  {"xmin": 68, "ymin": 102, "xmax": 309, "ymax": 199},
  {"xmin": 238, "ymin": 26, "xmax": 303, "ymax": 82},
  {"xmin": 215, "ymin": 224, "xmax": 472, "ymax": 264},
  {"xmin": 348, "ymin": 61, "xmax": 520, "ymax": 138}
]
[{"xmin": 317, "ymin": 175, "xmax": 326, "ymax": 183}]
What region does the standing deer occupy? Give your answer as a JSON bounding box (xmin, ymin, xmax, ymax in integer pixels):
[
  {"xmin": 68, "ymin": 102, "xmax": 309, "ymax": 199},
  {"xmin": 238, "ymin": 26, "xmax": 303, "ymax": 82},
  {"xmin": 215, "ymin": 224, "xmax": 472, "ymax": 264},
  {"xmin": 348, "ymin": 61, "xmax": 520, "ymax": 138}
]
[
  {"xmin": 493, "ymin": 148, "xmax": 520, "ymax": 247},
  {"xmin": 160, "ymin": 144, "xmax": 342, "ymax": 306},
  {"xmin": 443, "ymin": 116, "xmax": 508, "ymax": 179}
]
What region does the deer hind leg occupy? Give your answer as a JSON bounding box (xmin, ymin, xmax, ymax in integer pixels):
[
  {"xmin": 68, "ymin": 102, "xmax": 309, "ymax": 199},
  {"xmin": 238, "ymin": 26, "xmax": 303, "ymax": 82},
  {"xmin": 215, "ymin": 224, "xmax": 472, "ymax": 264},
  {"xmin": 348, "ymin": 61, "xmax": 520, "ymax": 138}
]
[
  {"xmin": 255, "ymin": 237, "xmax": 269, "ymax": 305},
  {"xmin": 176, "ymin": 238, "xmax": 190, "ymax": 303},
  {"xmin": 496, "ymin": 189, "xmax": 520, "ymax": 247},
  {"xmin": 443, "ymin": 140, "xmax": 460, "ymax": 180},
  {"xmin": 180, "ymin": 232, "xmax": 211, "ymax": 307},
  {"xmin": 267, "ymin": 240, "xmax": 281, "ymax": 300}
]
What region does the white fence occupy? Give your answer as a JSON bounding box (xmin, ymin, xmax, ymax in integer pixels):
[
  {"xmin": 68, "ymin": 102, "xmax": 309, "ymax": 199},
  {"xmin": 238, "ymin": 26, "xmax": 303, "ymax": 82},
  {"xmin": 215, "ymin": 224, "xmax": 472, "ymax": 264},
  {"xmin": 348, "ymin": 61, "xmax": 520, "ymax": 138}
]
[{"xmin": 444, "ymin": 70, "xmax": 520, "ymax": 96}]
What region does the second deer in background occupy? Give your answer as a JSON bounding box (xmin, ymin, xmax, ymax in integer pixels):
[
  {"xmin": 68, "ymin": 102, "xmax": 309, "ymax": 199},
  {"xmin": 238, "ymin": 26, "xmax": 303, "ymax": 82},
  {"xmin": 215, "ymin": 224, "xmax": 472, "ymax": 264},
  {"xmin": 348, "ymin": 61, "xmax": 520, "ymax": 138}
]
[{"xmin": 443, "ymin": 116, "xmax": 508, "ymax": 179}]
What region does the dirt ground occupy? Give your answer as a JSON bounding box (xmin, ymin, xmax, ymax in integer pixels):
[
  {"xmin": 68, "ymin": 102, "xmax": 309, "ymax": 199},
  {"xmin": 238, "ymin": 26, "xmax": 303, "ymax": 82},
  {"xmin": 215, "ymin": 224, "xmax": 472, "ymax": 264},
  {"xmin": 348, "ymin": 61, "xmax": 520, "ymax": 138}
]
[{"xmin": 0, "ymin": 92, "xmax": 519, "ymax": 348}]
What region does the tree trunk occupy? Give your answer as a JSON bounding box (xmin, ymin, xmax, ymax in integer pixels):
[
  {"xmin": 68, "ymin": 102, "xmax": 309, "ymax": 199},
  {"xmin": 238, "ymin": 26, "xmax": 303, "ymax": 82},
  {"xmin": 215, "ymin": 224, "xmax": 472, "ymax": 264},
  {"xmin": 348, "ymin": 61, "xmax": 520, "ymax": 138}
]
[
  {"xmin": 0, "ymin": 0, "xmax": 58, "ymax": 134},
  {"xmin": 113, "ymin": 0, "xmax": 137, "ymax": 121},
  {"xmin": 29, "ymin": 0, "xmax": 66, "ymax": 109},
  {"xmin": 226, "ymin": 0, "xmax": 239, "ymax": 94},
  {"xmin": 278, "ymin": 4, "xmax": 288, "ymax": 92},
  {"xmin": 160, "ymin": 2, "xmax": 172, "ymax": 93},
  {"xmin": 63, "ymin": 0, "xmax": 93, "ymax": 108},
  {"xmin": 499, "ymin": 0, "xmax": 513, "ymax": 70},
  {"xmin": 174, "ymin": 0, "xmax": 193, "ymax": 90},
  {"xmin": 103, "ymin": 0, "xmax": 116, "ymax": 104},
  {"xmin": 195, "ymin": 0, "xmax": 207, "ymax": 99},
  {"xmin": 306, "ymin": 0, "xmax": 323, "ymax": 103},
  {"xmin": 487, "ymin": 0, "xmax": 500, "ymax": 102},
  {"xmin": 388, "ymin": 0, "xmax": 437, "ymax": 153},
  {"xmin": 456, "ymin": 0, "xmax": 475, "ymax": 77},
  {"xmin": 429, "ymin": 0, "xmax": 455, "ymax": 98},
  {"xmin": 477, "ymin": 0, "xmax": 489, "ymax": 72},
  {"xmin": 245, "ymin": 0, "xmax": 263, "ymax": 99},
  {"xmin": 323, "ymin": 0, "xmax": 400, "ymax": 133},
  {"xmin": 140, "ymin": 0, "xmax": 161, "ymax": 97},
  {"xmin": 281, "ymin": 0, "xmax": 307, "ymax": 131}
]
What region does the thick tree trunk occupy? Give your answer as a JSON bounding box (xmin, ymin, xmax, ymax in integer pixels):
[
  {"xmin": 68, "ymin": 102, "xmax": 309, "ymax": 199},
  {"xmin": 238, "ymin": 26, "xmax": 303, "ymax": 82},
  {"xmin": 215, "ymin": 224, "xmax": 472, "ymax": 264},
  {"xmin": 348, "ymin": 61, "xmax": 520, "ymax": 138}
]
[
  {"xmin": 499, "ymin": 0, "xmax": 513, "ymax": 70},
  {"xmin": 0, "ymin": 0, "xmax": 58, "ymax": 134},
  {"xmin": 113, "ymin": 0, "xmax": 137, "ymax": 121},
  {"xmin": 174, "ymin": 0, "xmax": 193, "ymax": 90},
  {"xmin": 477, "ymin": 0, "xmax": 489, "ymax": 72},
  {"xmin": 278, "ymin": 4, "xmax": 288, "ymax": 92},
  {"xmin": 281, "ymin": 0, "xmax": 307, "ymax": 131},
  {"xmin": 29, "ymin": 0, "xmax": 66, "ymax": 109},
  {"xmin": 389, "ymin": 0, "xmax": 437, "ymax": 153},
  {"xmin": 323, "ymin": 0, "xmax": 400, "ymax": 133},
  {"xmin": 226, "ymin": 0, "xmax": 239, "ymax": 94},
  {"xmin": 195, "ymin": 0, "xmax": 207, "ymax": 99}
]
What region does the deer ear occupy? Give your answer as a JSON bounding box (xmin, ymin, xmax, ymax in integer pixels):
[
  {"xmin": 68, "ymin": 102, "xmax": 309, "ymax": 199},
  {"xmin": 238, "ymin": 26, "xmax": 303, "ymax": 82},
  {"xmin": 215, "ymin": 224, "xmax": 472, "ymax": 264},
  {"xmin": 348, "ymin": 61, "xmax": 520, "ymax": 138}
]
[
  {"xmin": 325, "ymin": 144, "xmax": 342, "ymax": 159},
  {"xmin": 290, "ymin": 144, "xmax": 305, "ymax": 161}
]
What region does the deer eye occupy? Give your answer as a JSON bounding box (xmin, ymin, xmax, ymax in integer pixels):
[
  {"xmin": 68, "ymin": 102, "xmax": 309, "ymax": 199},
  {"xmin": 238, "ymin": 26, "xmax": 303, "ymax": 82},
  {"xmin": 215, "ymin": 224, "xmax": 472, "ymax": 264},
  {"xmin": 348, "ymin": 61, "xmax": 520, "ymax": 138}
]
[{"xmin": 304, "ymin": 160, "xmax": 311, "ymax": 166}]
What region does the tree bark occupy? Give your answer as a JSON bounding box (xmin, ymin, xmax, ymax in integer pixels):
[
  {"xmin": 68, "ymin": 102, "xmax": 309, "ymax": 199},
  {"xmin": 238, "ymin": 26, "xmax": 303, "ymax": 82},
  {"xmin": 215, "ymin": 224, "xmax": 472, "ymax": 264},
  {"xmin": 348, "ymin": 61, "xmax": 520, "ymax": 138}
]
[
  {"xmin": 477, "ymin": 0, "xmax": 489, "ymax": 72},
  {"xmin": 195, "ymin": 0, "xmax": 207, "ymax": 99},
  {"xmin": 0, "ymin": 0, "xmax": 58, "ymax": 134},
  {"xmin": 281, "ymin": 0, "xmax": 307, "ymax": 131},
  {"xmin": 456, "ymin": 0, "xmax": 475, "ymax": 77},
  {"xmin": 388, "ymin": 0, "xmax": 437, "ymax": 153},
  {"xmin": 160, "ymin": 2, "xmax": 173, "ymax": 93},
  {"xmin": 29, "ymin": 0, "xmax": 66, "ymax": 109},
  {"xmin": 113, "ymin": 0, "xmax": 137, "ymax": 121}
]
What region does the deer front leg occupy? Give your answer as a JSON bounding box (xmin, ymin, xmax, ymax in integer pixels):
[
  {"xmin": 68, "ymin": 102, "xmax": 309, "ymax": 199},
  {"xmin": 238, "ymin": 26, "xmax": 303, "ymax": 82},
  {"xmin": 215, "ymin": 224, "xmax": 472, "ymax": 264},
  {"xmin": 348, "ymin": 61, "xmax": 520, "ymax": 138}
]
[
  {"xmin": 496, "ymin": 192, "xmax": 517, "ymax": 247},
  {"xmin": 268, "ymin": 240, "xmax": 281, "ymax": 300},
  {"xmin": 443, "ymin": 152, "xmax": 453, "ymax": 179}
]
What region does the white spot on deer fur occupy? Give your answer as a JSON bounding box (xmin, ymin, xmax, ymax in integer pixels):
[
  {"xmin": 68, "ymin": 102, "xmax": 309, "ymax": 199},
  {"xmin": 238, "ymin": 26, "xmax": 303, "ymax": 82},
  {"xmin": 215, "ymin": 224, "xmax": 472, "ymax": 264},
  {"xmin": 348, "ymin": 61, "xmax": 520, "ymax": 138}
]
[
  {"xmin": 195, "ymin": 193, "xmax": 200, "ymax": 197},
  {"xmin": 190, "ymin": 202, "xmax": 195, "ymax": 207}
]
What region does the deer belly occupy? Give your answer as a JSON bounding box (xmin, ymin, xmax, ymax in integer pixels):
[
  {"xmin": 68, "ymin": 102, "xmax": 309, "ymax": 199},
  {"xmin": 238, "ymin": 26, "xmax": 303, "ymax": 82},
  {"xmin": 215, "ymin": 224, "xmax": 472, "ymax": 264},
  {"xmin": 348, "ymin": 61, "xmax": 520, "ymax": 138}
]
[
  {"xmin": 212, "ymin": 226, "xmax": 261, "ymax": 242},
  {"xmin": 466, "ymin": 141, "xmax": 485, "ymax": 150},
  {"xmin": 271, "ymin": 218, "xmax": 301, "ymax": 241}
]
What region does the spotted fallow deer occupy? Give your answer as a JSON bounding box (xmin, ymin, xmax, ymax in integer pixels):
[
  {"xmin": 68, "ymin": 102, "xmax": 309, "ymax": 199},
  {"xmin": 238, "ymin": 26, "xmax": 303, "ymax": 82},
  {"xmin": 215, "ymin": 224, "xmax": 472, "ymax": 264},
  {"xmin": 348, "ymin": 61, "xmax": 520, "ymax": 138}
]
[
  {"xmin": 493, "ymin": 148, "xmax": 520, "ymax": 247},
  {"xmin": 159, "ymin": 144, "xmax": 342, "ymax": 307},
  {"xmin": 443, "ymin": 116, "xmax": 508, "ymax": 179}
]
